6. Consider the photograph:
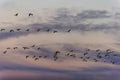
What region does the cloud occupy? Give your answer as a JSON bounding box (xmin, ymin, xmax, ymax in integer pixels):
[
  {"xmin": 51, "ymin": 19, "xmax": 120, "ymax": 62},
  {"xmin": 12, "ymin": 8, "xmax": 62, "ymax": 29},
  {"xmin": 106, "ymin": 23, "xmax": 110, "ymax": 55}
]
[
  {"xmin": 2, "ymin": 43, "xmax": 120, "ymax": 65},
  {"xmin": 50, "ymin": 8, "xmax": 112, "ymax": 25},
  {"xmin": 0, "ymin": 8, "xmax": 119, "ymax": 41},
  {"xmin": 114, "ymin": 12, "xmax": 120, "ymax": 19},
  {"xmin": 0, "ymin": 65, "xmax": 120, "ymax": 80},
  {"xmin": 0, "ymin": 3, "xmax": 120, "ymax": 80},
  {"xmin": 76, "ymin": 10, "xmax": 111, "ymax": 19}
]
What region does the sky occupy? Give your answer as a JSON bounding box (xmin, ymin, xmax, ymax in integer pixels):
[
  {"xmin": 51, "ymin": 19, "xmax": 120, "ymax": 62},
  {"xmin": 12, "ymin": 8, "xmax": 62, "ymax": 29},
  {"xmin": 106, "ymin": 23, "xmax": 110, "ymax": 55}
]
[{"xmin": 0, "ymin": 0, "xmax": 120, "ymax": 80}]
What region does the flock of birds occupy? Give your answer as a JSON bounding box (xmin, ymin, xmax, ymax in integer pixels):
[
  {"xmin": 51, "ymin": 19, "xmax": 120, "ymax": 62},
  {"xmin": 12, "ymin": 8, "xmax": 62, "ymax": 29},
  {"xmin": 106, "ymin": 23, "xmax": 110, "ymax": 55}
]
[
  {"xmin": 14, "ymin": 13, "xmax": 34, "ymax": 16},
  {"xmin": 0, "ymin": 28, "xmax": 71, "ymax": 33},
  {"xmin": 0, "ymin": 13, "xmax": 72, "ymax": 33},
  {"xmin": 2, "ymin": 44, "xmax": 120, "ymax": 65},
  {"xmin": 0, "ymin": 13, "xmax": 73, "ymax": 33},
  {"xmin": 0, "ymin": 13, "xmax": 120, "ymax": 65}
]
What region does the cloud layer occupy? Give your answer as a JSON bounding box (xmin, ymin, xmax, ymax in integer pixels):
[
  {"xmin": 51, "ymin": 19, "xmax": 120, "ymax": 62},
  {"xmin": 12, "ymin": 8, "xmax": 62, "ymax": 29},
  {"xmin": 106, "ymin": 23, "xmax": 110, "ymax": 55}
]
[{"xmin": 0, "ymin": 8, "xmax": 120, "ymax": 80}]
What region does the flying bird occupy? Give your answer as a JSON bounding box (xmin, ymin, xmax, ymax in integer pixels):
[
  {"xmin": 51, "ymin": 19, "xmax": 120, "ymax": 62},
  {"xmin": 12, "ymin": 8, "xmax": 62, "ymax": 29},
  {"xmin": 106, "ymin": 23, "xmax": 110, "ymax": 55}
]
[
  {"xmin": 29, "ymin": 13, "xmax": 33, "ymax": 16},
  {"xmin": 32, "ymin": 56, "xmax": 36, "ymax": 58},
  {"xmin": 53, "ymin": 51, "xmax": 60, "ymax": 61},
  {"xmin": 6, "ymin": 47, "xmax": 10, "ymax": 49},
  {"xmin": 111, "ymin": 61, "xmax": 115, "ymax": 64},
  {"xmin": 96, "ymin": 49, "xmax": 100, "ymax": 52},
  {"xmin": 86, "ymin": 57, "xmax": 90, "ymax": 59},
  {"xmin": 106, "ymin": 49, "xmax": 111, "ymax": 53},
  {"xmin": 39, "ymin": 56, "xmax": 42, "ymax": 58},
  {"xmin": 3, "ymin": 51, "xmax": 7, "ymax": 54},
  {"xmin": 26, "ymin": 56, "xmax": 29, "ymax": 59},
  {"xmin": 54, "ymin": 57, "xmax": 58, "ymax": 61},
  {"xmin": 0, "ymin": 29, "xmax": 5, "ymax": 31},
  {"xmin": 97, "ymin": 55, "xmax": 102, "ymax": 59},
  {"xmin": 35, "ymin": 58, "xmax": 39, "ymax": 61},
  {"xmin": 65, "ymin": 53, "xmax": 70, "ymax": 56},
  {"xmin": 66, "ymin": 29, "xmax": 71, "ymax": 32},
  {"xmin": 93, "ymin": 59, "xmax": 98, "ymax": 62},
  {"xmin": 31, "ymin": 45, "xmax": 35, "ymax": 47},
  {"xmin": 70, "ymin": 50, "xmax": 74, "ymax": 52},
  {"xmin": 86, "ymin": 48, "xmax": 90, "ymax": 51},
  {"xmin": 37, "ymin": 47, "xmax": 41, "ymax": 50},
  {"xmin": 13, "ymin": 47, "xmax": 18, "ymax": 49},
  {"xmin": 26, "ymin": 29, "xmax": 30, "ymax": 32},
  {"xmin": 10, "ymin": 30, "xmax": 14, "ymax": 32},
  {"xmin": 23, "ymin": 47, "xmax": 29, "ymax": 50},
  {"xmin": 44, "ymin": 56, "xmax": 47, "ymax": 58},
  {"xmin": 46, "ymin": 29, "xmax": 50, "ymax": 32},
  {"xmin": 17, "ymin": 28, "xmax": 21, "ymax": 31},
  {"xmin": 53, "ymin": 30, "xmax": 58, "ymax": 33},
  {"xmin": 70, "ymin": 54, "xmax": 76, "ymax": 58},
  {"xmin": 37, "ymin": 29, "xmax": 41, "ymax": 32},
  {"xmin": 83, "ymin": 52, "xmax": 88, "ymax": 56},
  {"xmin": 14, "ymin": 13, "xmax": 18, "ymax": 16},
  {"xmin": 80, "ymin": 57, "xmax": 83, "ymax": 59}
]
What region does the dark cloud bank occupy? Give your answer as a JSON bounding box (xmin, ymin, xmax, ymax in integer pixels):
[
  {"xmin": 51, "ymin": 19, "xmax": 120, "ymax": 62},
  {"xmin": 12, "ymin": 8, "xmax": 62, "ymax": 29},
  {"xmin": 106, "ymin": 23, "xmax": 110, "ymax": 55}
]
[{"xmin": 1, "ymin": 65, "xmax": 120, "ymax": 80}]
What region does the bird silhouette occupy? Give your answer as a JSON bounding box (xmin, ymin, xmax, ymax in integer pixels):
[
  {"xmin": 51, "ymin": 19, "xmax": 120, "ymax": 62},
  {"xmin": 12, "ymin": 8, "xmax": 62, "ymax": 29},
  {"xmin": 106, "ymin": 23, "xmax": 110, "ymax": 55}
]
[
  {"xmin": 32, "ymin": 56, "xmax": 36, "ymax": 58},
  {"xmin": 66, "ymin": 29, "xmax": 71, "ymax": 32},
  {"xmin": 37, "ymin": 47, "xmax": 41, "ymax": 50},
  {"xmin": 111, "ymin": 61, "xmax": 115, "ymax": 64},
  {"xmin": 37, "ymin": 29, "xmax": 41, "ymax": 32},
  {"xmin": 44, "ymin": 56, "xmax": 47, "ymax": 58},
  {"xmin": 34, "ymin": 58, "xmax": 39, "ymax": 61},
  {"xmin": 53, "ymin": 51, "xmax": 60, "ymax": 61},
  {"xmin": 14, "ymin": 13, "xmax": 18, "ymax": 16},
  {"xmin": 26, "ymin": 56, "xmax": 29, "ymax": 59},
  {"xmin": 10, "ymin": 30, "xmax": 14, "ymax": 32},
  {"xmin": 70, "ymin": 50, "xmax": 74, "ymax": 52},
  {"xmin": 53, "ymin": 30, "xmax": 58, "ymax": 33},
  {"xmin": 23, "ymin": 47, "xmax": 29, "ymax": 50},
  {"xmin": 86, "ymin": 48, "xmax": 90, "ymax": 51},
  {"xmin": 3, "ymin": 51, "xmax": 7, "ymax": 54},
  {"xmin": 96, "ymin": 49, "xmax": 100, "ymax": 52},
  {"xmin": 80, "ymin": 57, "xmax": 83, "ymax": 59},
  {"xmin": 54, "ymin": 57, "xmax": 58, "ymax": 61},
  {"xmin": 17, "ymin": 28, "xmax": 21, "ymax": 31},
  {"xmin": 26, "ymin": 29, "xmax": 30, "ymax": 32},
  {"xmin": 46, "ymin": 29, "xmax": 50, "ymax": 32},
  {"xmin": 86, "ymin": 57, "xmax": 90, "ymax": 59},
  {"xmin": 65, "ymin": 53, "xmax": 70, "ymax": 56},
  {"xmin": 6, "ymin": 47, "xmax": 10, "ymax": 49},
  {"xmin": 83, "ymin": 52, "xmax": 88, "ymax": 56},
  {"xmin": 31, "ymin": 45, "xmax": 35, "ymax": 47},
  {"xmin": 39, "ymin": 56, "xmax": 42, "ymax": 58},
  {"xmin": 93, "ymin": 59, "xmax": 98, "ymax": 62},
  {"xmin": 13, "ymin": 47, "xmax": 18, "ymax": 49},
  {"xmin": 113, "ymin": 54, "xmax": 118, "ymax": 57},
  {"xmin": 97, "ymin": 55, "xmax": 102, "ymax": 59},
  {"xmin": 0, "ymin": 29, "xmax": 5, "ymax": 31},
  {"xmin": 106, "ymin": 49, "xmax": 111, "ymax": 52},
  {"xmin": 70, "ymin": 54, "xmax": 76, "ymax": 58},
  {"xmin": 29, "ymin": 13, "xmax": 33, "ymax": 16},
  {"xmin": 105, "ymin": 52, "xmax": 110, "ymax": 57}
]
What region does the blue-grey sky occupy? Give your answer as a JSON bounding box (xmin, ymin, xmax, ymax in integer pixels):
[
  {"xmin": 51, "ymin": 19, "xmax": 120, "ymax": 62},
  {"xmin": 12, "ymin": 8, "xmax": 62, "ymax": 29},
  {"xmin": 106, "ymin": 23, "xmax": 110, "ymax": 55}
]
[{"xmin": 0, "ymin": 0, "xmax": 119, "ymax": 10}]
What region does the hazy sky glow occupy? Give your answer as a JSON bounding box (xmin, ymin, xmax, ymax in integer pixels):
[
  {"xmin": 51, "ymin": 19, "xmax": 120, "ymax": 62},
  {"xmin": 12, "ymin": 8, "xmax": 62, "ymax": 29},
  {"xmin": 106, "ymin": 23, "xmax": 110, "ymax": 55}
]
[{"xmin": 0, "ymin": 0, "xmax": 120, "ymax": 80}]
